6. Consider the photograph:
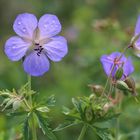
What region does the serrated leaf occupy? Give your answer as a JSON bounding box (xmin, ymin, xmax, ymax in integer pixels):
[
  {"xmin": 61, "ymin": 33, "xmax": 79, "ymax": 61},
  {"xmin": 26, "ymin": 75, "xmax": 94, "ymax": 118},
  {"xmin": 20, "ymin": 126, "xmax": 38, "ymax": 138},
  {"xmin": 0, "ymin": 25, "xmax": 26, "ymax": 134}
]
[
  {"xmin": 95, "ymin": 113, "xmax": 120, "ymax": 123},
  {"xmin": 36, "ymin": 106, "xmax": 50, "ymax": 113},
  {"xmin": 91, "ymin": 126, "xmax": 111, "ymax": 140},
  {"xmin": 62, "ymin": 106, "xmax": 70, "ymax": 115},
  {"xmin": 53, "ymin": 120, "xmax": 81, "ymax": 131},
  {"xmin": 2, "ymin": 98, "xmax": 16, "ymax": 111},
  {"xmin": 0, "ymin": 91, "xmax": 11, "ymax": 98},
  {"xmin": 0, "ymin": 98, "xmax": 10, "ymax": 106},
  {"xmin": 72, "ymin": 98, "xmax": 84, "ymax": 119},
  {"xmin": 46, "ymin": 95, "xmax": 56, "ymax": 107},
  {"xmin": 35, "ymin": 111, "xmax": 57, "ymax": 140},
  {"xmin": 96, "ymin": 128, "xmax": 111, "ymax": 140}
]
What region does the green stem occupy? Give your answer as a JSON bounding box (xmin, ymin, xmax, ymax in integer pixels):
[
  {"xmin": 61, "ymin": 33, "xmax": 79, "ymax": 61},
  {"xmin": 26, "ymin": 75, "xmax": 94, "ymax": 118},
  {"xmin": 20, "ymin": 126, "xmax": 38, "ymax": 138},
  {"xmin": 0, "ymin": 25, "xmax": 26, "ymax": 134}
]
[
  {"xmin": 27, "ymin": 75, "xmax": 37, "ymax": 140},
  {"xmin": 115, "ymin": 91, "xmax": 122, "ymax": 140},
  {"xmin": 28, "ymin": 75, "xmax": 32, "ymax": 105},
  {"xmin": 31, "ymin": 113, "xmax": 37, "ymax": 140},
  {"xmin": 78, "ymin": 124, "xmax": 88, "ymax": 140}
]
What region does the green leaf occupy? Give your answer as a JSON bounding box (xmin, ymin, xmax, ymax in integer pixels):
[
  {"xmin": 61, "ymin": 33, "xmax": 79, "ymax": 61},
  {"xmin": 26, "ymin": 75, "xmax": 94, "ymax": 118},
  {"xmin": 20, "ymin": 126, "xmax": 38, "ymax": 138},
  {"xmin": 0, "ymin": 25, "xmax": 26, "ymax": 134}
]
[
  {"xmin": 23, "ymin": 117, "xmax": 30, "ymax": 140},
  {"xmin": 96, "ymin": 128, "xmax": 111, "ymax": 140},
  {"xmin": 35, "ymin": 111, "xmax": 57, "ymax": 140},
  {"xmin": 91, "ymin": 126, "xmax": 111, "ymax": 140},
  {"xmin": 2, "ymin": 98, "xmax": 16, "ymax": 111},
  {"xmin": 62, "ymin": 106, "xmax": 70, "ymax": 115},
  {"xmin": 36, "ymin": 106, "xmax": 50, "ymax": 113},
  {"xmin": 72, "ymin": 98, "xmax": 84, "ymax": 119},
  {"xmin": 46, "ymin": 95, "xmax": 56, "ymax": 107},
  {"xmin": 95, "ymin": 113, "xmax": 120, "ymax": 123},
  {"xmin": 53, "ymin": 120, "xmax": 81, "ymax": 131}
]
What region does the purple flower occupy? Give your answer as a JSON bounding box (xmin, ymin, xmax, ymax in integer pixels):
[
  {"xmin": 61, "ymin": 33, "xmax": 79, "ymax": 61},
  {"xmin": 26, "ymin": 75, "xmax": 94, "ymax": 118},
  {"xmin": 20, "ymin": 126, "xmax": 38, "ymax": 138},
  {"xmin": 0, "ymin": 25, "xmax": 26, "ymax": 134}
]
[
  {"xmin": 133, "ymin": 15, "xmax": 140, "ymax": 56},
  {"xmin": 4, "ymin": 13, "xmax": 68, "ymax": 76},
  {"xmin": 100, "ymin": 52, "xmax": 134, "ymax": 80}
]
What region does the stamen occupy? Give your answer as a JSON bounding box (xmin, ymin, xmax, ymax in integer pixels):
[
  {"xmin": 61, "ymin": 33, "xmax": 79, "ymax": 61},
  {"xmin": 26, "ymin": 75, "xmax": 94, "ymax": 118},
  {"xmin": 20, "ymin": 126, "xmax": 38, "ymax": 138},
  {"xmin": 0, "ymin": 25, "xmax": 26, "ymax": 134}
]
[{"xmin": 34, "ymin": 44, "xmax": 44, "ymax": 56}]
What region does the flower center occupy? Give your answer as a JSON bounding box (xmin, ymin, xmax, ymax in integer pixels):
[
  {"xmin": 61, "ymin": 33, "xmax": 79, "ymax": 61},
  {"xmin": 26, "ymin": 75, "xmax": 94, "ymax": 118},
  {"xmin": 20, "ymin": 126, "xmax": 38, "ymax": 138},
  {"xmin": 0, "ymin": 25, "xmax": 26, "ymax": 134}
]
[
  {"xmin": 34, "ymin": 43, "xmax": 44, "ymax": 56},
  {"xmin": 114, "ymin": 57, "xmax": 124, "ymax": 65}
]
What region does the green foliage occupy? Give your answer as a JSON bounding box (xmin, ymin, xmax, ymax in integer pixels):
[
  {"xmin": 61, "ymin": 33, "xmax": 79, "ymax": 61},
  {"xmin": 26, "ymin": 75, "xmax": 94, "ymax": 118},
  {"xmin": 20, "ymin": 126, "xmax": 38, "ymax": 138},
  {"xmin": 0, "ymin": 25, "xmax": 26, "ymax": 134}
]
[
  {"xmin": 55, "ymin": 94, "xmax": 119, "ymax": 139},
  {"xmin": 1, "ymin": 0, "xmax": 140, "ymax": 139},
  {"xmin": 0, "ymin": 83, "xmax": 57, "ymax": 140},
  {"xmin": 35, "ymin": 111, "xmax": 57, "ymax": 140},
  {"xmin": 23, "ymin": 115, "xmax": 31, "ymax": 140}
]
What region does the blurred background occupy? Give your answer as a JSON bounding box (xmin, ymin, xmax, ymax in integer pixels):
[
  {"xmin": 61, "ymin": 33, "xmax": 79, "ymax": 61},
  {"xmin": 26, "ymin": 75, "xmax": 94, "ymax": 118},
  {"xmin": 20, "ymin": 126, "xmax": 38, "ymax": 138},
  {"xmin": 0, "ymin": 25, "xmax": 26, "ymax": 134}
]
[{"xmin": 0, "ymin": 0, "xmax": 140, "ymax": 139}]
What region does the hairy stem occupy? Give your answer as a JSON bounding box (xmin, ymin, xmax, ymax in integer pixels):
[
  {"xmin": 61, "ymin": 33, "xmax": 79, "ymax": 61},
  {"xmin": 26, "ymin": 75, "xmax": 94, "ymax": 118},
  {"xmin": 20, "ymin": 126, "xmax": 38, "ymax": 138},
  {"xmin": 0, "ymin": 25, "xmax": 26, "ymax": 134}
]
[
  {"xmin": 78, "ymin": 124, "xmax": 88, "ymax": 140},
  {"xmin": 27, "ymin": 75, "xmax": 37, "ymax": 140}
]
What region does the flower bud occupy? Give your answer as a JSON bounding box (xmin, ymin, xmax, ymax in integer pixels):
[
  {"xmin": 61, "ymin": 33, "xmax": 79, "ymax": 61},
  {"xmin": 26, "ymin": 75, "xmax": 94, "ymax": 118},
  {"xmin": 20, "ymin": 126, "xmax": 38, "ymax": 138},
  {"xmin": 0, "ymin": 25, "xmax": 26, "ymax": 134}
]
[
  {"xmin": 116, "ymin": 80, "xmax": 130, "ymax": 91},
  {"xmin": 103, "ymin": 102, "xmax": 114, "ymax": 112},
  {"xmin": 13, "ymin": 100, "xmax": 21, "ymax": 110},
  {"xmin": 84, "ymin": 106, "xmax": 93, "ymax": 122},
  {"xmin": 88, "ymin": 84, "xmax": 103, "ymax": 96},
  {"xmin": 115, "ymin": 67, "xmax": 123, "ymax": 80},
  {"xmin": 124, "ymin": 77, "xmax": 137, "ymax": 96},
  {"xmin": 130, "ymin": 33, "xmax": 140, "ymax": 47}
]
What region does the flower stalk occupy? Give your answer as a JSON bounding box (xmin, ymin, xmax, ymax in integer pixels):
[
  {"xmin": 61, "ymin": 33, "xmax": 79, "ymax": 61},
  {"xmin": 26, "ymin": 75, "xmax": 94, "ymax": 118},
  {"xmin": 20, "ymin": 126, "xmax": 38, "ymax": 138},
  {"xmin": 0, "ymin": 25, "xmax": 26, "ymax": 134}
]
[
  {"xmin": 27, "ymin": 75, "xmax": 37, "ymax": 140},
  {"xmin": 77, "ymin": 124, "xmax": 88, "ymax": 140}
]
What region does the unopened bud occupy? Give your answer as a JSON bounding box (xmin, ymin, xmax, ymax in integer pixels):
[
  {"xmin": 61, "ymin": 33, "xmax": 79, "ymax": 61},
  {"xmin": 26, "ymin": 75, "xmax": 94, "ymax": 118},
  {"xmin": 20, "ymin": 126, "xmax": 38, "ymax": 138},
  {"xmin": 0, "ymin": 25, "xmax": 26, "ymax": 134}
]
[
  {"xmin": 116, "ymin": 80, "xmax": 130, "ymax": 91},
  {"xmin": 89, "ymin": 94, "xmax": 95, "ymax": 103},
  {"xmin": 13, "ymin": 100, "xmax": 21, "ymax": 110},
  {"xmin": 103, "ymin": 102, "xmax": 114, "ymax": 112},
  {"xmin": 115, "ymin": 67, "xmax": 123, "ymax": 80},
  {"xmin": 125, "ymin": 77, "xmax": 137, "ymax": 96},
  {"xmin": 88, "ymin": 84, "xmax": 103, "ymax": 96},
  {"xmin": 84, "ymin": 106, "xmax": 93, "ymax": 122}
]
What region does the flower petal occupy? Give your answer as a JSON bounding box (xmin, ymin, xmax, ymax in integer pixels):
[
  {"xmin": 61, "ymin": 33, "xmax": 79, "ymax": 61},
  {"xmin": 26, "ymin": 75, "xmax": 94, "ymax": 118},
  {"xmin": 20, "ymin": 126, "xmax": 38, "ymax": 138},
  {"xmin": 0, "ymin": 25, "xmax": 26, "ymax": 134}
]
[
  {"xmin": 135, "ymin": 15, "xmax": 140, "ymax": 35},
  {"xmin": 13, "ymin": 13, "xmax": 37, "ymax": 39},
  {"xmin": 123, "ymin": 58, "xmax": 134, "ymax": 77},
  {"xmin": 109, "ymin": 52, "xmax": 121, "ymax": 59},
  {"xmin": 23, "ymin": 52, "xmax": 50, "ymax": 76},
  {"xmin": 43, "ymin": 36, "xmax": 68, "ymax": 62},
  {"xmin": 38, "ymin": 14, "xmax": 61, "ymax": 39},
  {"xmin": 4, "ymin": 36, "xmax": 31, "ymax": 61},
  {"xmin": 100, "ymin": 55, "xmax": 114, "ymax": 76}
]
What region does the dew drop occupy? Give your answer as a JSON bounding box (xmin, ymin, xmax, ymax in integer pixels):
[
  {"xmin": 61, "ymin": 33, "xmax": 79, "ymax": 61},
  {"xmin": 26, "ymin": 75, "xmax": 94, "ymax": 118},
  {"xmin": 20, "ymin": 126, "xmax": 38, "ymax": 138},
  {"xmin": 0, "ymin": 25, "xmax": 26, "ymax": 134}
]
[
  {"xmin": 44, "ymin": 23, "xmax": 48, "ymax": 28},
  {"xmin": 52, "ymin": 20, "xmax": 55, "ymax": 24},
  {"xmin": 17, "ymin": 21, "xmax": 21, "ymax": 25},
  {"xmin": 22, "ymin": 28, "xmax": 26, "ymax": 32}
]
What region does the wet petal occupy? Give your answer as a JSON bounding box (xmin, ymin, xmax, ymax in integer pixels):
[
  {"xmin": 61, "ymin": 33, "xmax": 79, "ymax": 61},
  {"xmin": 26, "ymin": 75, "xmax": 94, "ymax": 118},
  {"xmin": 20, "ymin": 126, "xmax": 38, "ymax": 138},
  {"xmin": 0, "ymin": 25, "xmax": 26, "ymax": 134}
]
[
  {"xmin": 13, "ymin": 13, "xmax": 37, "ymax": 39},
  {"xmin": 100, "ymin": 55, "xmax": 114, "ymax": 76},
  {"xmin": 135, "ymin": 15, "xmax": 140, "ymax": 35},
  {"xmin": 43, "ymin": 36, "xmax": 68, "ymax": 62},
  {"xmin": 38, "ymin": 14, "xmax": 61, "ymax": 39},
  {"xmin": 4, "ymin": 36, "xmax": 31, "ymax": 61},
  {"xmin": 23, "ymin": 52, "xmax": 50, "ymax": 76}
]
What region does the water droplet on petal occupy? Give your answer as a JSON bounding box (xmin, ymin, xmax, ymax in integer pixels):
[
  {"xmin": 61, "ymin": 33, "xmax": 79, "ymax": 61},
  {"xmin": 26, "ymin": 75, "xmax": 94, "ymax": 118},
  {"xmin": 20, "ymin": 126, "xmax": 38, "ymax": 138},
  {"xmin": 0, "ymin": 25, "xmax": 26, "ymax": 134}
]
[
  {"xmin": 18, "ymin": 21, "xmax": 21, "ymax": 25},
  {"xmin": 52, "ymin": 20, "xmax": 55, "ymax": 24},
  {"xmin": 22, "ymin": 28, "xmax": 26, "ymax": 32}
]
